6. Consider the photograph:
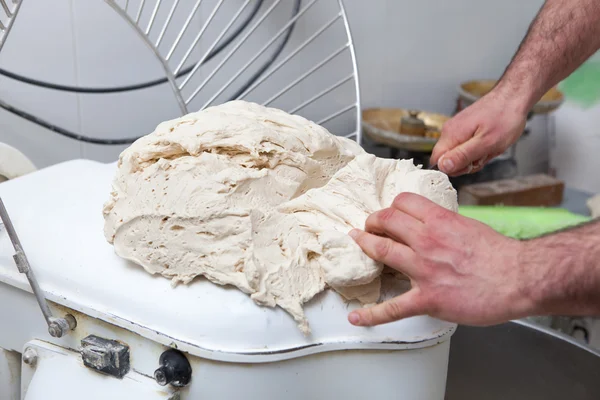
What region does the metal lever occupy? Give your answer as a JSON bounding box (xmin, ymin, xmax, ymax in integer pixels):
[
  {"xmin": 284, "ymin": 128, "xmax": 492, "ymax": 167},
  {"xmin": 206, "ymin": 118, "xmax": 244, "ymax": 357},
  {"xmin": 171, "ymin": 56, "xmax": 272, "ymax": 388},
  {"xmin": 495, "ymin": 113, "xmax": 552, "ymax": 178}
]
[{"xmin": 0, "ymin": 197, "xmax": 76, "ymax": 337}]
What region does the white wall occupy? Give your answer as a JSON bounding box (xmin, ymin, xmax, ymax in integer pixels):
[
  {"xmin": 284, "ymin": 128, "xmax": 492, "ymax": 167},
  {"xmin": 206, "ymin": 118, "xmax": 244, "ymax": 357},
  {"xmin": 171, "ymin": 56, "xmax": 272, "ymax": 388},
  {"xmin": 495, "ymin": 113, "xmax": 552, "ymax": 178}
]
[{"xmin": 0, "ymin": 0, "xmax": 548, "ymax": 171}]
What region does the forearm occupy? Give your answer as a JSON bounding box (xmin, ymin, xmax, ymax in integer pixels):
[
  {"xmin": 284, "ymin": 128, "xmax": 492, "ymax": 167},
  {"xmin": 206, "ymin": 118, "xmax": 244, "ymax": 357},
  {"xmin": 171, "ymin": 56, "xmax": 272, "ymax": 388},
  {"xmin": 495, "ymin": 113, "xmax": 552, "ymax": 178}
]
[
  {"xmin": 521, "ymin": 220, "xmax": 600, "ymax": 316},
  {"xmin": 495, "ymin": 0, "xmax": 600, "ymax": 114}
]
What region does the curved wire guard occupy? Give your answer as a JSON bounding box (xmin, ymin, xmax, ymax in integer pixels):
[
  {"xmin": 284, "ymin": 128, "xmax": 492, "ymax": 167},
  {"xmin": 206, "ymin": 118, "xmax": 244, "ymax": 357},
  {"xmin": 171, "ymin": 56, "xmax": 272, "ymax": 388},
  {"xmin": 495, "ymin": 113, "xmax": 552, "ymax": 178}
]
[
  {"xmin": 0, "ymin": 0, "xmax": 22, "ymax": 54},
  {"xmin": 104, "ymin": 0, "xmax": 361, "ymax": 142}
]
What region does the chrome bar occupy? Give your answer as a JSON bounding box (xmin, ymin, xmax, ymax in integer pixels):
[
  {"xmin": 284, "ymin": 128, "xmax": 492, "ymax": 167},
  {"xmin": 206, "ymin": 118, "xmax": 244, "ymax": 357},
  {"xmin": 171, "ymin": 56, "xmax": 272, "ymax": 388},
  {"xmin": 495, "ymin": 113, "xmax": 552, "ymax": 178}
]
[
  {"xmin": 288, "ymin": 74, "xmax": 353, "ymax": 114},
  {"xmin": 1, "ymin": 0, "xmax": 12, "ymax": 17},
  {"xmin": 135, "ymin": 0, "xmax": 146, "ymax": 23},
  {"xmin": 174, "ymin": 0, "xmax": 225, "ymax": 75},
  {"xmin": 238, "ymin": 12, "xmax": 342, "ymax": 100},
  {"xmin": 125, "ymin": 0, "xmax": 129, "ymax": 12},
  {"xmin": 0, "ymin": 0, "xmax": 21, "ymax": 54},
  {"xmin": 338, "ymin": 0, "xmax": 362, "ymax": 144},
  {"xmin": 263, "ymin": 43, "xmax": 348, "ymax": 106},
  {"xmin": 105, "ymin": 0, "xmax": 187, "ymax": 114},
  {"xmin": 317, "ymin": 103, "xmax": 355, "ymax": 126},
  {"xmin": 145, "ymin": 0, "xmax": 162, "ymax": 35},
  {"xmin": 166, "ymin": 0, "xmax": 204, "ymax": 61},
  {"xmin": 155, "ymin": 0, "xmax": 180, "ymax": 47},
  {"xmin": 174, "ymin": 0, "xmax": 251, "ymax": 79},
  {"xmin": 0, "ymin": 198, "xmax": 76, "ymax": 338},
  {"xmin": 201, "ymin": 0, "xmax": 320, "ymax": 109},
  {"xmin": 0, "ymin": 21, "xmax": 5, "ymax": 31},
  {"xmin": 182, "ymin": 0, "xmax": 285, "ymax": 102}
]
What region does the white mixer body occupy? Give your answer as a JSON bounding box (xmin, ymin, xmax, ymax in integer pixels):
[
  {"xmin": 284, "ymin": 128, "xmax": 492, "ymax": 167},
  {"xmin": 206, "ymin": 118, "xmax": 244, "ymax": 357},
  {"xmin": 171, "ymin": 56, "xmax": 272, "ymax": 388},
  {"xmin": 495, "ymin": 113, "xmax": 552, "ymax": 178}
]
[{"xmin": 0, "ymin": 160, "xmax": 455, "ymax": 399}]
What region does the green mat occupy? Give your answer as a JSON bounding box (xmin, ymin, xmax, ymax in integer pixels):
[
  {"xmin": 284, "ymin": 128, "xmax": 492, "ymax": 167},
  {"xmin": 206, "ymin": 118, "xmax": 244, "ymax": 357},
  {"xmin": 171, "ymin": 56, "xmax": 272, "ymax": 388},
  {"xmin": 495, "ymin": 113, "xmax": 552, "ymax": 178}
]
[{"xmin": 458, "ymin": 206, "xmax": 591, "ymax": 239}]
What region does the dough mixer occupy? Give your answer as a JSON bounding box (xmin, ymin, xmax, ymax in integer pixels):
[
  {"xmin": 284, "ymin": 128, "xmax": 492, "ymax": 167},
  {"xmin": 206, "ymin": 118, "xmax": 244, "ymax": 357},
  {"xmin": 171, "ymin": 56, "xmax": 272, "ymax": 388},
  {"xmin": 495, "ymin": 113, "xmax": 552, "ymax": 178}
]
[
  {"xmin": 0, "ymin": 1, "xmax": 599, "ymax": 399},
  {"xmin": 0, "ymin": 1, "xmax": 454, "ymax": 399}
]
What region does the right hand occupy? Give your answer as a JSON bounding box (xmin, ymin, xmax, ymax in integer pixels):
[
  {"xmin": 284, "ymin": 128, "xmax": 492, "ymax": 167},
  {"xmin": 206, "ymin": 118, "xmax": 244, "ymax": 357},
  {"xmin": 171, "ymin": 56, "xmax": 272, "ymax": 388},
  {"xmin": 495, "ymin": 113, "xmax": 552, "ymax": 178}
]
[{"xmin": 430, "ymin": 90, "xmax": 528, "ymax": 176}]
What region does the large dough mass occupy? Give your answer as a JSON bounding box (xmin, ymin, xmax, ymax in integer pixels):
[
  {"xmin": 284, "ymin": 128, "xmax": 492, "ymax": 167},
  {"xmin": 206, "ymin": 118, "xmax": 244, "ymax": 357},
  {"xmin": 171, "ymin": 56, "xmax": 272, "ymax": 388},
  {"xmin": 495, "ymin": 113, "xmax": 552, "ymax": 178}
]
[{"xmin": 103, "ymin": 101, "xmax": 458, "ymax": 334}]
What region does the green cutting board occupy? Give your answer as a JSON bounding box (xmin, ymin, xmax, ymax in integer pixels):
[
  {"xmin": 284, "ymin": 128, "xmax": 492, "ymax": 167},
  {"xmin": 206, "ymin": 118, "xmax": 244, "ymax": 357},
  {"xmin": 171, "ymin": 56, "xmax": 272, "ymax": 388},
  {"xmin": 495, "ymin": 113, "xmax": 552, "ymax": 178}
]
[{"xmin": 458, "ymin": 206, "xmax": 591, "ymax": 239}]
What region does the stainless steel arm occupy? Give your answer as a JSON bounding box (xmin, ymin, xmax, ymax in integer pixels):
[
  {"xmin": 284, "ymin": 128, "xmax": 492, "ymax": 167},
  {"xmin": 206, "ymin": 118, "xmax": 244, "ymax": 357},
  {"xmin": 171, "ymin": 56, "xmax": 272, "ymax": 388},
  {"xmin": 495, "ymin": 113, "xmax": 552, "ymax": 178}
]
[{"xmin": 0, "ymin": 197, "xmax": 76, "ymax": 337}]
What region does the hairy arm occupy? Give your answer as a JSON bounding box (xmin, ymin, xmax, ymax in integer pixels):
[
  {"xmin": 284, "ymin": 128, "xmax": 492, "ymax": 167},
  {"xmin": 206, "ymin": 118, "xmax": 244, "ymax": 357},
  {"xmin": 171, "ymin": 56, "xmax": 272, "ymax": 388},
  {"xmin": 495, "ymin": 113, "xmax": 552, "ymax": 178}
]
[
  {"xmin": 431, "ymin": 0, "xmax": 600, "ymax": 175},
  {"xmin": 522, "ymin": 220, "xmax": 600, "ymax": 317},
  {"xmin": 497, "ymin": 0, "xmax": 600, "ymax": 113}
]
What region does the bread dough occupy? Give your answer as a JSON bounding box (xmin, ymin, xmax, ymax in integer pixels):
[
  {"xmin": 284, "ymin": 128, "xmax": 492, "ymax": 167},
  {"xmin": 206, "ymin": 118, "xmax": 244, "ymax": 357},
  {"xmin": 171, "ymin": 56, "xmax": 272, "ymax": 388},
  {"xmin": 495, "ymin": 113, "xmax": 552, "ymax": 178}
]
[{"xmin": 103, "ymin": 100, "xmax": 458, "ymax": 334}]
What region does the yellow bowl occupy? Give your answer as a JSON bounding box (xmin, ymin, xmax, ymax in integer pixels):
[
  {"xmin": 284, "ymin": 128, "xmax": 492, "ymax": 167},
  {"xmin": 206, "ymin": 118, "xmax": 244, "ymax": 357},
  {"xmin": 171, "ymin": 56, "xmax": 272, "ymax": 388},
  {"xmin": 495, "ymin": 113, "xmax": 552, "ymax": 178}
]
[
  {"xmin": 361, "ymin": 108, "xmax": 450, "ymax": 152},
  {"xmin": 458, "ymin": 79, "xmax": 564, "ymax": 114}
]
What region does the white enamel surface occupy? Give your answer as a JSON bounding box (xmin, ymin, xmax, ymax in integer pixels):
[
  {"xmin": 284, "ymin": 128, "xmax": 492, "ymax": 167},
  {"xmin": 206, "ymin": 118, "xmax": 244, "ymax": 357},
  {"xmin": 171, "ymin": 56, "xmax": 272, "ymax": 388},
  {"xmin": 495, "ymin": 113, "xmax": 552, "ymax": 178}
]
[
  {"xmin": 0, "ymin": 143, "xmax": 36, "ymax": 181},
  {"xmin": 0, "ymin": 160, "xmax": 456, "ymax": 362}
]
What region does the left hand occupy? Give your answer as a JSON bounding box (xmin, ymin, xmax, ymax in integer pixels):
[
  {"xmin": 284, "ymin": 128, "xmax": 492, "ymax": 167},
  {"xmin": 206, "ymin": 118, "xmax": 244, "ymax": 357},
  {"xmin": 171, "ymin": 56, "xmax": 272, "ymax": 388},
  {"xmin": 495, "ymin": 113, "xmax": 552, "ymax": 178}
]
[{"xmin": 347, "ymin": 192, "xmax": 535, "ymax": 327}]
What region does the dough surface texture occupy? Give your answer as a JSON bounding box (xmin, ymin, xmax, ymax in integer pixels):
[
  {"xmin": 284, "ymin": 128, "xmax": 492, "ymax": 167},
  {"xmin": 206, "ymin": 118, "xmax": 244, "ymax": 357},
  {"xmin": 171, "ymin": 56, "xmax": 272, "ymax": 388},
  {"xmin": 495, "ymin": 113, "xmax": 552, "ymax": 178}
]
[{"xmin": 103, "ymin": 101, "xmax": 458, "ymax": 334}]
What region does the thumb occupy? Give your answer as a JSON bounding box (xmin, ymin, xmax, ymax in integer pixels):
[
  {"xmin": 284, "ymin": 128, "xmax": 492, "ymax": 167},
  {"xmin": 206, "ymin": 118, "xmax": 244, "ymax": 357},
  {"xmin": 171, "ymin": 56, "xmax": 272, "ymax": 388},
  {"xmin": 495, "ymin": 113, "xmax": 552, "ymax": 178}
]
[
  {"xmin": 438, "ymin": 136, "xmax": 490, "ymax": 175},
  {"xmin": 430, "ymin": 133, "xmax": 454, "ymax": 167},
  {"xmin": 348, "ymin": 289, "xmax": 426, "ymax": 326}
]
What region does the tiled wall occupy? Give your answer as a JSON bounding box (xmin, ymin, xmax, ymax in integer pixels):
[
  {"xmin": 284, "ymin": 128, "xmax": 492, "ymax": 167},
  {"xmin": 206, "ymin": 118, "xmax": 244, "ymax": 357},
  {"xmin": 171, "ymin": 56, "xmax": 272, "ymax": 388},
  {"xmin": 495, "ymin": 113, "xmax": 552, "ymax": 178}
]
[{"xmin": 0, "ymin": 0, "xmax": 550, "ymax": 174}]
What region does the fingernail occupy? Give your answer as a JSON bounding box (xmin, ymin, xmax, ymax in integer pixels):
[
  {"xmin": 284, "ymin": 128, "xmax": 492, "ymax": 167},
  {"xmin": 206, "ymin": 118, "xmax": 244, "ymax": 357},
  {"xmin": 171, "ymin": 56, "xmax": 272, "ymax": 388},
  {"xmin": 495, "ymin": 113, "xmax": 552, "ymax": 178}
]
[
  {"xmin": 348, "ymin": 312, "xmax": 361, "ymax": 325},
  {"xmin": 348, "ymin": 229, "xmax": 359, "ymax": 239},
  {"xmin": 442, "ymin": 157, "xmax": 455, "ymax": 172}
]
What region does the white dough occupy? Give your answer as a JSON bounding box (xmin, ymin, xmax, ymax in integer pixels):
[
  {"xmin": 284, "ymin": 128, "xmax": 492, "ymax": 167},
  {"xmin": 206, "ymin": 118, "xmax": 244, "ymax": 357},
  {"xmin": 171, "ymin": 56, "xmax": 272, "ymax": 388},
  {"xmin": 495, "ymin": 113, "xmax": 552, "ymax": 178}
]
[{"xmin": 103, "ymin": 100, "xmax": 458, "ymax": 334}]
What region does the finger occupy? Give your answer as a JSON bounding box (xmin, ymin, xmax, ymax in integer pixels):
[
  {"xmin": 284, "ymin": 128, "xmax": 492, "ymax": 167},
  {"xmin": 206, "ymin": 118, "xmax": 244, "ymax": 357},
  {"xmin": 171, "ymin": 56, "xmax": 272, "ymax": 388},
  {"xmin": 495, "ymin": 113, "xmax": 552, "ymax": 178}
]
[
  {"xmin": 449, "ymin": 154, "xmax": 492, "ymax": 176},
  {"xmin": 365, "ymin": 208, "xmax": 424, "ymax": 248},
  {"xmin": 438, "ymin": 135, "xmax": 489, "ymax": 175},
  {"xmin": 430, "ymin": 133, "xmax": 456, "ymax": 167},
  {"xmin": 348, "ymin": 289, "xmax": 426, "ymax": 326},
  {"xmin": 349, "ymin": 229, "xmax": 419, "ymax": 277},
  {"xmin": 391, "ymin": 192, "xmax": 450, "ymax": 223}
]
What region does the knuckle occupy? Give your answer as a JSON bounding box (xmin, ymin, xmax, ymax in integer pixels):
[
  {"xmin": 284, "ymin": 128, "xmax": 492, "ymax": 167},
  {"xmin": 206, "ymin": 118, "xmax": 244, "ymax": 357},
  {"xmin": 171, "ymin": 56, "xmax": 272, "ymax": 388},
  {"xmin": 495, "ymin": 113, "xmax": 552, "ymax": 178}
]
[
  {"xmin": 373, "ymin": 238, "xmax": 392, "ymax": 259},
  {"xmin": 377, "ymin": 208, "xmax": 396, "ymax": 224},
  {"xmin": 452, "ymin": 147, "xmax": 470, "ymax": 166},
  {"xmin": 384, "ymin": 300, "xmax": 404, "ymax": 320}
]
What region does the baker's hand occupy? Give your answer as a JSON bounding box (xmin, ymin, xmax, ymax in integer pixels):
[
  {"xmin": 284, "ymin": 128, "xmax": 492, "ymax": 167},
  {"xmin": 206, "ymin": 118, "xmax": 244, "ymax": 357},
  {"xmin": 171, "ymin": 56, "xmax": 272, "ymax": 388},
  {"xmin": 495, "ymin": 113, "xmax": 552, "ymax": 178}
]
[
  {"xmin": 430, "ymin": 90, "xmax": 527, "ymax": 176},
  {"xmin": 347, "ymin": 192, "xmax": 535, "ymax": 327}
]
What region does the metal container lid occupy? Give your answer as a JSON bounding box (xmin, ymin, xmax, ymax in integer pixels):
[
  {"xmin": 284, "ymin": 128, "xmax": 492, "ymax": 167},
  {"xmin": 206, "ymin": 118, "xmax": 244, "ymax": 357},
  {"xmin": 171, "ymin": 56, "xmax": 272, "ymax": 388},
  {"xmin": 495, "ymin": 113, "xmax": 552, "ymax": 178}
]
[
  {"xmin": 0, "ymin": 160, "xmax": 456, "ymax": 363},
  {"xmin": 458, "ymin": 79, "xmax": 564, "ymax": 114},
  {"xmin": 362, "ymin": 108, "xmax": 449, "ymax": 152}
]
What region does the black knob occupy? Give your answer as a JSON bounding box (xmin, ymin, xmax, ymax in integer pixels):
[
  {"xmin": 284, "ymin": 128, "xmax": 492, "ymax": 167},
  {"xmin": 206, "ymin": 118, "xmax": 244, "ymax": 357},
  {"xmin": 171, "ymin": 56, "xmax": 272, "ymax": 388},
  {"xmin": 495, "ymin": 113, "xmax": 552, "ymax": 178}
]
[{"xmin": 154, "ymin": 349, "xmax": 192, "ymax": 387}]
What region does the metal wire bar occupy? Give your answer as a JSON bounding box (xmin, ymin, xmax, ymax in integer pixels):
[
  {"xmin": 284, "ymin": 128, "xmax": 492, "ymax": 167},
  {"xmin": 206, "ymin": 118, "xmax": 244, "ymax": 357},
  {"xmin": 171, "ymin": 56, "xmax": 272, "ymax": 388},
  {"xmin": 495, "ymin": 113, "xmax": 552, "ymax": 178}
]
[
  {"xmin": 165, "ymin": 0, "xmax": 204, "ymax": 60},
  {"xmin": 145, "ymin": 0, "xmax": 162, "ymax": 35},
  {"xmin": 288, "ymin": 74, "xmax": 353, "ymax": 114},
  {"xmin": 135, "ymin": 0, "xmax": 146, "ymax": 23},
  {"xmin": 263, "ymin": 43, "xmax": 348, "ymax": 107},
  {"xmin": 0, "ymin": 0, "xmax": 21, "ymax": 54},
  {"xmin": 125, "ymin": 0, "xmax": 129, "ymax": 12},
  {"xmin": 181, "ymin": 0, "xmax": 284, "ymax": 100},
  {"xmin": 155, "ymin": 0, "xmax": 179, "ymax": 46},
  {"xmin": 1, "ymin": 0, "xmax": 12, "ymax": 17},
  {"xmin": 174, "ymin": 0, "xmax": 225, "ymax": 75},
  {"xmin": 338, "ymin": 0, "xmax": 362, "ymax": 144},
  {"xmin": 201, "ymin": 0, "xmax": 320, "ymax": 110},
  {"xmin": 317, "ymin": 103, "xmax": 354, "ymax": 125},
  {"xmin": 237, "ymin": 11, "xmax": 341, "ymax": 101},
  {"xmin": 105, "ymin": 1, "xmax": 187, "ymax": 113},
  {"xmin": 174, "ymin": 0, "xmax": 251, "ymax": 80}
]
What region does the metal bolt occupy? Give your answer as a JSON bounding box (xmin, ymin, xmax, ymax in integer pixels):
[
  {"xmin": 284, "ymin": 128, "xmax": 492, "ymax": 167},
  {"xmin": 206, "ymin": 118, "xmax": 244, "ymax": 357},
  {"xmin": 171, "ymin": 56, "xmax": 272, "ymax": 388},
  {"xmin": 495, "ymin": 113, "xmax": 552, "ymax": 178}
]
[
  {"xmin": 22, "ymin": 348, "xmax": 37, "ymax": 367},
  {"xmin": 48, "ymin": 322, "xmax": 63, "ymax": 338}
]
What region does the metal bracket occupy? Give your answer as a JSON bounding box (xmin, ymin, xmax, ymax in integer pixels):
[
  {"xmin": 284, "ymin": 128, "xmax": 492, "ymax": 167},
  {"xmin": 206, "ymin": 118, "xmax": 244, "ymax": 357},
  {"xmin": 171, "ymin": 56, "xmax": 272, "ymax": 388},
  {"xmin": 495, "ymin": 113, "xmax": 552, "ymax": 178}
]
[{"xmin": 0, "ymin": 197, "xmax": 76, "ymax": 337}]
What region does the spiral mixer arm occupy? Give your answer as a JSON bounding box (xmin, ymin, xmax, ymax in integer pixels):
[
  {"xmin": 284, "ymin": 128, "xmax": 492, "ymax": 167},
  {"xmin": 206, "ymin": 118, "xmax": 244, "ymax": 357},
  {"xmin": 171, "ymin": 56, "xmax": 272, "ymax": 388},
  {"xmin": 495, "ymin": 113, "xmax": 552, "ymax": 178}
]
[{"xmin": 104, "ymin": 0, "xmax": 362, "ymax": 142}]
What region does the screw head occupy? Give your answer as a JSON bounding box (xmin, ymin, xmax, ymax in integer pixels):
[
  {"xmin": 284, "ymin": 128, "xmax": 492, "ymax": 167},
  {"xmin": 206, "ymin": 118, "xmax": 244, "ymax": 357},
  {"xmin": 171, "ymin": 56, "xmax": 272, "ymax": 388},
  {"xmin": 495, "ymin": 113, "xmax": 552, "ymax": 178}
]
[
  {"xmin": 22, "ymin": 348, "xmax": 37, "ymax": 367},
  {"xmin": 48, "ymin": 322, "xmax": 63, "ymax": 338}
]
